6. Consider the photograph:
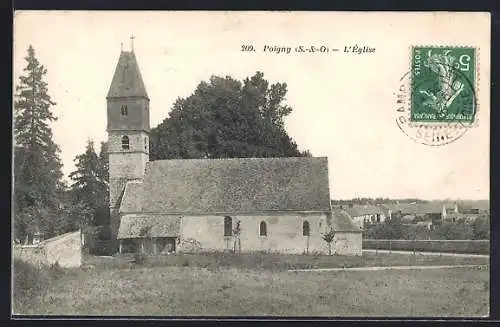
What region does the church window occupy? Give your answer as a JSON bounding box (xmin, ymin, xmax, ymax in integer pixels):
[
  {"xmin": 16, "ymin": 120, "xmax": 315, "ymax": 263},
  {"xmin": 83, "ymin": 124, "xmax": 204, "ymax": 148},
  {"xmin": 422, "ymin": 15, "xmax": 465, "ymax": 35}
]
[
  {"xmin": 224, "ymin": 216, "xmax": 232, "ymax": 236},
  {"xmin": 144, "ymin": 137, "xmax": 147, "ymax": 151},
  {"xmin": 303, "ymin": 221, "xmax": 310, "ymax": 236},
  {"xmin": 259, "ymin": 221, "xmax": 267, "ymax": 236},
  {"xmin": 121, "ymin": 105, "xmax": 128, "ymax": 116},
  {"xmin": 121, "ymin": 136, "xmax": 130, "ymax": 150}
]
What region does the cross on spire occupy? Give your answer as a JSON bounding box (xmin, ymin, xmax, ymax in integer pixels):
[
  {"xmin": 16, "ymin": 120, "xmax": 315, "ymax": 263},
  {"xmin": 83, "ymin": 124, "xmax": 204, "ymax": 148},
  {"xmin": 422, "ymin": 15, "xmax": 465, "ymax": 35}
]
[{"xmin": 130, "ymin": 35, "xmax": 135, "ymax": 52}]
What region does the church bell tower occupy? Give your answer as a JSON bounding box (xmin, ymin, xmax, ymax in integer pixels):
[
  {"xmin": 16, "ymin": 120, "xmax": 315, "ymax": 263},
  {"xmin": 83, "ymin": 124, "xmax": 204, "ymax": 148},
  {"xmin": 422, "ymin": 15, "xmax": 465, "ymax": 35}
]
[{"xmin": 106, "ymin": 37, "xmax": 150, "ymax": 243}]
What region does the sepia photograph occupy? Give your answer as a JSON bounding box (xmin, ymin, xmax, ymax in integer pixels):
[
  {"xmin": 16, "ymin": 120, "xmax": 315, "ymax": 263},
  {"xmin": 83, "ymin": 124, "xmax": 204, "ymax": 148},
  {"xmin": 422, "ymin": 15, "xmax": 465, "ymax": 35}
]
[{"xmin": 12, "ymin": 11, "xmax": 490, "ymax": 317}]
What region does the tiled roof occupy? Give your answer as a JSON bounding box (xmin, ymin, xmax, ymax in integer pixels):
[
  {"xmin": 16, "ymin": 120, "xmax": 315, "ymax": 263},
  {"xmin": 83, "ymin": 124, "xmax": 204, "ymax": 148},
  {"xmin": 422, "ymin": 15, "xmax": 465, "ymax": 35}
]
[
  {"xmin": 136, "ymin": 157, "xmax": 330, "ymax": 214},
  {"xmin": 117, "ymin": 214, "xmax": 181, "ymax": 239},
  {"xmin": 107, "ymin": 51, "xmax": 149, "ymax": 99},
  {"xmin": 345, "ymin": 204, "xmax": 385, "ymax": 217},
  {"xmin": 119, "ymin": 180, "xmax": 144, "ymax": 213},
  {"xmin": 459, "ymin": 200, "xmax": 489, "ymax": 211},
  {"xmin": 331, "ymin": 210, "xmax": 362, "ymax": 232},
  {"xmin": 384, "ymin": 202, "xmax": 445, "ymax": 215}
]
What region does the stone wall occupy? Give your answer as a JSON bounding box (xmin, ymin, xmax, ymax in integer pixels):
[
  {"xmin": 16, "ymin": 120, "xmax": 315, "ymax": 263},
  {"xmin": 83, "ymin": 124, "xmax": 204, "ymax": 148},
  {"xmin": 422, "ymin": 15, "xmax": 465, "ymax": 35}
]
[
  {"xmin": 13, "ymin": 230, "xmax": 82, "ymax": 268},
  {"xmin": 178, "ymin": 213, "xmax": 362, "ymax": 256}
]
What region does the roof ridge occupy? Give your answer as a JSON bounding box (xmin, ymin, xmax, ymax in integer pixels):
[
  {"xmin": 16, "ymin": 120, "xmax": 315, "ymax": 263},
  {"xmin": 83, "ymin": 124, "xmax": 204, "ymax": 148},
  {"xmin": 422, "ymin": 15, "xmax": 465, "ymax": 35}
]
[{"xmin": 148, "ymin": 156, "xmax": 327, "ymax": 164}]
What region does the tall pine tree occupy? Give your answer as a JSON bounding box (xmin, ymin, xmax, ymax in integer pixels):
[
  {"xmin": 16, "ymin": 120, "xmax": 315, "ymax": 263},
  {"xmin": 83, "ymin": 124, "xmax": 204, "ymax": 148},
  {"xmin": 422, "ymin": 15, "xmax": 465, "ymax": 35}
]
[
  {"xmin": 14, "ymin": 45, "xmax": 64, "ymax": 240},
  {"xmin": 68, "ymin": 139, "xmax": 109, "ymax": 229}
]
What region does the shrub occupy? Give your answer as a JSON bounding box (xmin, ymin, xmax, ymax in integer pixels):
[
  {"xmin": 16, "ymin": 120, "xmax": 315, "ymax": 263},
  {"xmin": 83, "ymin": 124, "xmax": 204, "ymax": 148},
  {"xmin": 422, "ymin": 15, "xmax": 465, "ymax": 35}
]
[
  {"xmin": 472, "ymin": 215, "xmax": 490, "ymax": 240},
  {"xmin": 90, "ymin": 240, "xmax": 116, "ymax": 256},
  {"xmin": 133, "ymin": 252, "xmax": 148, "ymax": 265}
]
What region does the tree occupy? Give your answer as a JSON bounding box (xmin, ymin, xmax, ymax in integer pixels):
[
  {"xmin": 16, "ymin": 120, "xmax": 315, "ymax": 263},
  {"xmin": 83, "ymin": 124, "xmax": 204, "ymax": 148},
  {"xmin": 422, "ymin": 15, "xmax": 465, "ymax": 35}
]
[
  {"xmin": 68, "ymin": 139, "xmax": 109, "ymax": 230},
  {"xmin": 322, "ymin": 228, "xmax": 336, "ymax": 255},
  {"xmin": 14, "ymin": 45, "xmax": 65, "ymax": 240},
  {"xmin": 471, "ymin": 215, "xmax": 489, "ymax": 240},
  {"xmin": 363, "ymin": 214, "xmax": 405, "ymax": 239},
  {"xmin": 435, "ymin": 221, "xmax": 474, "ymax": 240},
  {"xmin": 150, "ymin": 72, "xmax": 310, "ymax": 160},
  {"xmin": 232, "ymin": 220, "xmax": 241, "ymax": 253}
]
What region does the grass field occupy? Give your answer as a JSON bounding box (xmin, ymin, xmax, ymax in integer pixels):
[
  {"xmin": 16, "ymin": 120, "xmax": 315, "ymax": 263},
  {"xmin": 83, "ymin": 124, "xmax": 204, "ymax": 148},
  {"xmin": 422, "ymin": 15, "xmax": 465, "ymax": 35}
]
[
  {"xmin": 85, "ymin": 251, "xmax": 489, "ymax": 271},
  {"xmin": 13, "ymin": 252, "xmax": 489, "ymax": 317}
]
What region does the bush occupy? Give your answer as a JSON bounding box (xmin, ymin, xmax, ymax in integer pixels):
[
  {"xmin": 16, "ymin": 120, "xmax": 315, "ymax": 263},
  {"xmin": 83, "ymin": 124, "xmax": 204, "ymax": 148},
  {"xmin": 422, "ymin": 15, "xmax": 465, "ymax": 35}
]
[
  {"xmin": 472, "ymin": 216, "xmax": 490, "ymax": 240},
  {"xmin": 435, "ymin": 222, "xmax": 474, "ymax": 240},
  {"xmin": 133, "ymin": 252, "xmax": 148, "ymax": 265},
  {"xmin": 90, "ymin": 240, "xmax": 116, "ymax": 256}
]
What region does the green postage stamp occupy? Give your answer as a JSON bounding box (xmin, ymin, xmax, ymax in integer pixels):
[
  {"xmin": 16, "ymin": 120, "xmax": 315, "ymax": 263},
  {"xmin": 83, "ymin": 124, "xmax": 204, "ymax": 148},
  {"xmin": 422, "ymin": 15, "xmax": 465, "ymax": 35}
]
[{"xmin": 410, "ymin": 47, "xmax": 476, "ymax": 123}]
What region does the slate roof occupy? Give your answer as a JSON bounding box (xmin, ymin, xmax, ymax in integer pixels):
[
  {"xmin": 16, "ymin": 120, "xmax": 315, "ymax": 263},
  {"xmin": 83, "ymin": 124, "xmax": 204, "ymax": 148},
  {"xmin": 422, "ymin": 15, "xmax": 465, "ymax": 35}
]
[
  {"xmin": 117, "ymin": 214, "xmax": 181, "ymax": 239},
  {"xmin": 459, "ymin": 200, "xmax": 489, "ymax": 212},
  {"xmin": 384, "ymin": 202, "xmax": 447, "ymax": 215},
  {"xmin": 107, "ymin": 51, "xmax": 149, "ymax": 99},
  {"xmin": 131, "ymin": 157, "xmax": 331, "ymax": 214},
  {"xmin": 345, "ymin": 204, "xmax": 385, "ymax": 217},
  {"xmin": 120, "ymin": 180, "xmax": 144, "ymax": 213},
  {"xmin": 330, "ymin": 210, "xmax": 363, "ymax": 233}
]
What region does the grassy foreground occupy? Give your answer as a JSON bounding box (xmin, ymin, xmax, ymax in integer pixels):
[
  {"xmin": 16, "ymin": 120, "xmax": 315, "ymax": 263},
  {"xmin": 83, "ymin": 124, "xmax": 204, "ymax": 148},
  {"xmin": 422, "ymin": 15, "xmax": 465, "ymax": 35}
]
[{"xmin": 13, "ymin": 252, "xmax": 489, "ymax": 317}]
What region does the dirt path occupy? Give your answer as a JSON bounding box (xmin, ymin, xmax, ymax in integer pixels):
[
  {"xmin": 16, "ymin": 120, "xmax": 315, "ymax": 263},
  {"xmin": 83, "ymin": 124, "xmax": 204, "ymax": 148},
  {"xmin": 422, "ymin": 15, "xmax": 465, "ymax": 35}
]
[
  {"xmin": 363, "ymin": 249, "xmax": 489, "ymax": 258},
  {"xmin": 289, "ymin": 264, "xmax": 488, "ymax": 272}
]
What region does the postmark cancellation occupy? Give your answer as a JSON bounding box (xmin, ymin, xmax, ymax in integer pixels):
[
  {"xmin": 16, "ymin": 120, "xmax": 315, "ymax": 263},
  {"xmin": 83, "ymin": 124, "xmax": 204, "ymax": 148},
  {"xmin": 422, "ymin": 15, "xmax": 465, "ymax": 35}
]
[{"xmin": 395, "ymin": 46, "xmax": 479, "ymax": 146}]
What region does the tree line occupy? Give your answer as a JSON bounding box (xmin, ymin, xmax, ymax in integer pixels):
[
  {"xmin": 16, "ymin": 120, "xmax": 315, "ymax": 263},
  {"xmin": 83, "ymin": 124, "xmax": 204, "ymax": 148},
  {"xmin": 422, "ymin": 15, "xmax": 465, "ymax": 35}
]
[
  {"xmin": 13, "ymin": 45, "xmax": 310, "ymax": 244},
  {"xmin": 363, "ymin": 214, "xmax": 490, "ymax": 240}
]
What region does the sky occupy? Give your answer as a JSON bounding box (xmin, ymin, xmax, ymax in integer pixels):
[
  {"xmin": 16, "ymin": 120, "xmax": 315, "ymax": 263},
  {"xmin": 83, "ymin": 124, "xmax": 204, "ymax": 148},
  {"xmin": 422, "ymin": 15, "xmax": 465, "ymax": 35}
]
[{"xmin": 13, "ymin": 11, "xmax": 490, "ymax": 200}]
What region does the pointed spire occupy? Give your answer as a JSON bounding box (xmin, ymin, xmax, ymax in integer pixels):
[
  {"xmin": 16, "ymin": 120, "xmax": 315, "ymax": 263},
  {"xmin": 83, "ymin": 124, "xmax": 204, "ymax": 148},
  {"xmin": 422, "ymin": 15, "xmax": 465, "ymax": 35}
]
[{"xmin": 107, "ymin": 46, "xmax": 149, "ymax": 99}]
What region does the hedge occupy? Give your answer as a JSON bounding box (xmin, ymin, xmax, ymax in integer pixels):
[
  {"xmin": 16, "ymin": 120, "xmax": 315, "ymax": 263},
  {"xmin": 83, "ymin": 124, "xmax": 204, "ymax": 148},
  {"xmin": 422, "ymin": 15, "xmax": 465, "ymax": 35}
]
[{"xmin": 363, "ymin": 239, "xmax": 489, "ymax": 254}]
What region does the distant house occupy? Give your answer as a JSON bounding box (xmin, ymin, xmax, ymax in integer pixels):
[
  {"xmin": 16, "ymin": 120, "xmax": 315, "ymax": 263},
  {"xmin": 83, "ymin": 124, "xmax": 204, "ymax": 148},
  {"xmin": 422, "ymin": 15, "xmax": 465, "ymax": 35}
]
[
  {"xmin": 21, "ymin": 227, "xmax": 44, "ymax": 245},
  {"xmin": 459, "ymin": 200, "xmax": 489, "ymax": 215},
  {"xmin": 383, "ymin": 202, "xmax": 459, "ymax": 225},
  {"xmin": 416, "ymin": 221, "xmax": 433, "ymax": 230},
  {"xmin": 456, "ymin": 200, "xmax": 489, "ymax": 223},
  {"xmin": 344, "ymin": 204, "xmax": 388, "ymax": 229}
]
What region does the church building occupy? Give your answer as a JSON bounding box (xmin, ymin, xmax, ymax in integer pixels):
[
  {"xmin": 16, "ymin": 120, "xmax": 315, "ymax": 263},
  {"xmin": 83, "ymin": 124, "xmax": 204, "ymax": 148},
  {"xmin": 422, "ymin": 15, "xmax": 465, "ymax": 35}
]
[{"xmin": 106, "ymin": 43, "xmax": 362, "ymax": 256}]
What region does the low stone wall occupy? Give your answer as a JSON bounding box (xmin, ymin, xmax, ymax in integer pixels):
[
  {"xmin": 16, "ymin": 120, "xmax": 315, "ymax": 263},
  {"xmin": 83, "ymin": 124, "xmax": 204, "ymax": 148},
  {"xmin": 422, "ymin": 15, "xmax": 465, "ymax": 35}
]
[{"xmin": 13, "ymin": 230, "xmax": 82, "ymax": 268}]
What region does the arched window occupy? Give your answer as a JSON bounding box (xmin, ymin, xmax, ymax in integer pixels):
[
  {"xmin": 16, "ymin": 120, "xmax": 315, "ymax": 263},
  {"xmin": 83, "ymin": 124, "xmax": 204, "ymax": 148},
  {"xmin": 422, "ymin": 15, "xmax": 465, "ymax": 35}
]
[
  {"xmin": 303, "ymin": 221, "xmax": 310, "ymax": 236},
  {"xmin": 224, "ymin": 216, "xmax": 232, "ymax": 236},
  {"xmin": 259, "ymin": 221, "xmax": 267, "ymax": 236},
  {"xmin": 121, "ymin": 105, "xmax": 128, "ymax": 116},
  {"xmin": 121, "ymin": 136, "xmax": 130, "ymax": 150},
  {"xmin": 144, "ymin": 137, "xmax": 148, "ymax": 151}
]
